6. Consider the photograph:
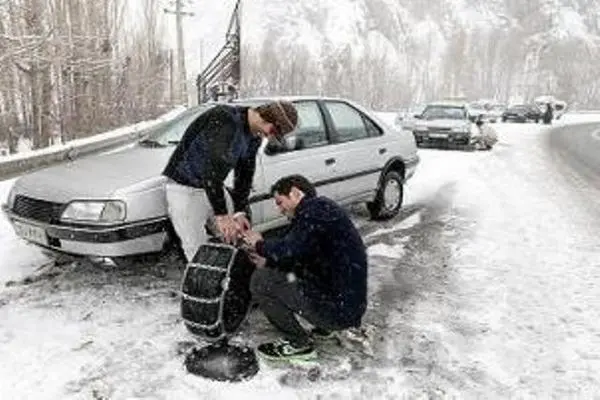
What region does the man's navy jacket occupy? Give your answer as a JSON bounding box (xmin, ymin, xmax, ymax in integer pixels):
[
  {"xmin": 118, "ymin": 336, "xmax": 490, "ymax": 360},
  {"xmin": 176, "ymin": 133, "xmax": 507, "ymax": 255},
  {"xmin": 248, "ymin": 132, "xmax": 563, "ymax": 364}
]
[
  {"xmin": 256, "ymin": 196, "xmax": 368, "ymax": 327},
  {"xmin": 162, "ymin": 105, "xmax": 262, "ymax": 215}
]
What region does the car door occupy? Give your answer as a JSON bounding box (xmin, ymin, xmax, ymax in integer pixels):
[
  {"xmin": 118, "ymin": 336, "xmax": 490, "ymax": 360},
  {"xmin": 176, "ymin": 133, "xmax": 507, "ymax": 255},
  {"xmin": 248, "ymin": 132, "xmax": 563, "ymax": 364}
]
[
  {"xmin": 251, "ymin": 100, "xmax": 339, "ymax": 231},
  {"xmin": 320, "ymin": 100, "xmax": 387, "ymax": 204}
]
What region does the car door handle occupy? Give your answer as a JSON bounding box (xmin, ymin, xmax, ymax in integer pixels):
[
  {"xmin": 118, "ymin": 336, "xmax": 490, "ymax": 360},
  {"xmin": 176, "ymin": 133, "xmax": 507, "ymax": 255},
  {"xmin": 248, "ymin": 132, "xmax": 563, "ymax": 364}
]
[
  {"xmin": 325, "ymin": 158, "xmax": 336, "ymax": 165},
  {"xmin": 379, "ymin": 148, "xmax": 387, "ymax": 155}
]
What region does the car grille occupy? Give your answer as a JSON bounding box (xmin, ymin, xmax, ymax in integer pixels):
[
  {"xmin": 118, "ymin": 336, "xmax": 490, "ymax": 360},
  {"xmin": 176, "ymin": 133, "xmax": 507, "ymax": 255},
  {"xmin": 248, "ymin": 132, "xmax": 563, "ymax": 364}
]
[{"xmin": 12, "ymin": 195, "xmax": 65, "ymax": 223}]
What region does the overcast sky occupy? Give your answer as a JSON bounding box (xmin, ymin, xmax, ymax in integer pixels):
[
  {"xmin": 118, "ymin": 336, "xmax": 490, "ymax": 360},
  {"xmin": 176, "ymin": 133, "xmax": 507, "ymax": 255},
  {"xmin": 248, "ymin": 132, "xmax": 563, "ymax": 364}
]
[{"xmin": 158, "ymin": 0, "xmax": 239, "ymax": 79}]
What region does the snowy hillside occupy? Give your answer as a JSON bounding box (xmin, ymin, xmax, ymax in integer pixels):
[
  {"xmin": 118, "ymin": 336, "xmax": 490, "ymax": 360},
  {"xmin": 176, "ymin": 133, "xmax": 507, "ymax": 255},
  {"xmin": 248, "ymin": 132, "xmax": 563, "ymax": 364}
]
[{"xmin": 234, "ymin": 0, "xmax": 600, "ymax": 109}]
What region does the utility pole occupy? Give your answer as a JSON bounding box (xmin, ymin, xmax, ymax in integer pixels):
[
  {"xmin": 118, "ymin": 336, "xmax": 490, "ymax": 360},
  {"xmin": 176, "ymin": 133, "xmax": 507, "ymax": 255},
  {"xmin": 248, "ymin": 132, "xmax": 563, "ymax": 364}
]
[
  {"xmin": 164, "ymin": 0, "xmax": 194, "ymax": 106},
  {"xmin": 168, "ymin": 49, "xmax": 175, "ymax": 106}
]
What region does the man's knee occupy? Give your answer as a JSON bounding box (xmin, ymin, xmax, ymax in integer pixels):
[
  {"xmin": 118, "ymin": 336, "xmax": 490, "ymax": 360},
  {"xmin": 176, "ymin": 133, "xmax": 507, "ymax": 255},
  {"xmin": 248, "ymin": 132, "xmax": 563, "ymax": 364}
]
[{"xmin": 250, "ymin": 267, "xmax": 275, "ymax": 298}]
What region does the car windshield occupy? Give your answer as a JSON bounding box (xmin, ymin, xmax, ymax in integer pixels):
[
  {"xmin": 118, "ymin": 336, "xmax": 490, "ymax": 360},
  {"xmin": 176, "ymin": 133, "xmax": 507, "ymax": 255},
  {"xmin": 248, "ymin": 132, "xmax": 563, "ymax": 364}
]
[
  {"xmin": 469, "ymin": 103, "xmax": 485, "ymax": 111},
  {"xmin": 139, "ymin": 105, "xmax": 212, "ymax": 146},
  {"xmin": 509, "ymin": 105, "xmax": 527, "ymax": 111},
  {"xmin": 421, "ymin": 106, "xmax": 466, "ymax": 120}
]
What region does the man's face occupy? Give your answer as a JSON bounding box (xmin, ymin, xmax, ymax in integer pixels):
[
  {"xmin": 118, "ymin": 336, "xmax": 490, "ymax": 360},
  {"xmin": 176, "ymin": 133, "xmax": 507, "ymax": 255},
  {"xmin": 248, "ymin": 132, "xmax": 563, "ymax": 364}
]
[
  {"xmin": 257, "ymin": 116, "xmax": 281, "ymax": 139},
  {"xmin": 273, "ymin": 188, "xmax": 303, "ymax": 219}
]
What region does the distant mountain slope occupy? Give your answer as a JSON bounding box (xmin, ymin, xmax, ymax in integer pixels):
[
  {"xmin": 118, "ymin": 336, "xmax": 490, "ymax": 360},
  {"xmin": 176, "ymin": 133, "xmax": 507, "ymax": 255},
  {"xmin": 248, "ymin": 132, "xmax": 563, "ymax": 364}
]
[{"xmin": 239, "ymin": 0, "xmax": 600, "ymax": 109}]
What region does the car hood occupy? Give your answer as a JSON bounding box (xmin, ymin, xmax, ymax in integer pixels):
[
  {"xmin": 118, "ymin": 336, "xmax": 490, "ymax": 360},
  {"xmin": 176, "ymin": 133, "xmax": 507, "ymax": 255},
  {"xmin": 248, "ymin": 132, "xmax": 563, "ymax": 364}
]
[
  {"xmin": 416, "ymin": 119, "xmax": 469, "ymax": 129},
  {"xmin": 11, "ymin": 145, "xmax": 175, "ymax": 203}
]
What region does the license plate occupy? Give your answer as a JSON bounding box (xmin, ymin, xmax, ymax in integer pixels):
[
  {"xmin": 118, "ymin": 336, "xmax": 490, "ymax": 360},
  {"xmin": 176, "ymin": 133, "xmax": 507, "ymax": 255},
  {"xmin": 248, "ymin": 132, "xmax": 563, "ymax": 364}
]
[
  {"xmin": 13, "ymin": 221, "xmax": 48, "ymax": 246},
  {"xmin": 429, "ymin": 133, "xmax": 448, "ymax": 139}
]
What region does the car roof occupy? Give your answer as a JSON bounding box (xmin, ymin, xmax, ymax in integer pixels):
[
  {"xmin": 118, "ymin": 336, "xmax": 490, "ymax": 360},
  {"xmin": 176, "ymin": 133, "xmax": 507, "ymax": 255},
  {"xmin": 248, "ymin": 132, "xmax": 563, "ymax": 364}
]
[
  {"xmin": 230, "ymin": 95, "xmax": 350, "ymax": 105},
  {"xmin": 425, "ymin": 100, "xmax": 468, "ymax": 108}
]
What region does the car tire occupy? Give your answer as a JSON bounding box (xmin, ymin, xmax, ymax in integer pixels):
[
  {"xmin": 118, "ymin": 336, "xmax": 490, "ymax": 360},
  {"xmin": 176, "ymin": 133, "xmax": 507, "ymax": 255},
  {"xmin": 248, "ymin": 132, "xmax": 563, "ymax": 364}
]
[{"xmin": 367, "ymin": 170, "xmax": 404, "ymax": 221}]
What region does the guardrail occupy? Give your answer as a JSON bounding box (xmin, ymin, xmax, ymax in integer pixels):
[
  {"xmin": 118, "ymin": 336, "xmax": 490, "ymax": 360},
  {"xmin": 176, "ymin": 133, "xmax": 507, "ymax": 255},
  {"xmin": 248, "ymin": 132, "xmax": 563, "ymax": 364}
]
[{"xmin": 0, "ymin": 106, "xmax": 187, "ymax": 180}]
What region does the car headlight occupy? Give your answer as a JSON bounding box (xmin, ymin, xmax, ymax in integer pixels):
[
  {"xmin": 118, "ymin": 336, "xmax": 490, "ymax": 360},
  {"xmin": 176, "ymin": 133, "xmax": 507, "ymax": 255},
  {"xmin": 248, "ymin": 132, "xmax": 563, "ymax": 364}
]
[
  {"xmin": 61, "ymin": 200, "xmax": 126, "ymax": 223},
  {"xmin": 414, "ymin": 125, "xmax": 428, "ymax": 132},
  {"xmin": 6, "ymin": 186, "xmax": 16, "ymax": 208}
]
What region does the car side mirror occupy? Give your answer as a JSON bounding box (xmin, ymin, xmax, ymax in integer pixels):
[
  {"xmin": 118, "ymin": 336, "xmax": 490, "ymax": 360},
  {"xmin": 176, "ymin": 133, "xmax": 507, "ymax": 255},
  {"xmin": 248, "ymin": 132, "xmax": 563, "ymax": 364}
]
[
  {"xmin": 283, "ymin": 134, "xmax": 297, "ymax": 150},
  {"xmin": 264, "ymin": 134, "xmax": 297, "ymax": 155}
]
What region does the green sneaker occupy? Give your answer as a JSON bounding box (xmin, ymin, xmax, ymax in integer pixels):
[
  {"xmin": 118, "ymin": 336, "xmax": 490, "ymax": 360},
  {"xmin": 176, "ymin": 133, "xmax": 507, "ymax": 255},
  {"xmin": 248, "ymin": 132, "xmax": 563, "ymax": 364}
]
[{"xmin": 257, "ymin": 339, "xmax": 317, "ymax": 361}]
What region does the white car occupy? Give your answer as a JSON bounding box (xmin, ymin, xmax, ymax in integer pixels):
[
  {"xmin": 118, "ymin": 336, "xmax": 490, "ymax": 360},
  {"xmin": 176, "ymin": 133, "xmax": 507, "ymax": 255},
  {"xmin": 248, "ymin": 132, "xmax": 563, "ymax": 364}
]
[
  {"xmin": 411, "ymin": 101, "xmax": 479, "ymax": 148},
  {"xmin": 2, "ymin": 96, "xmax": 420, "ymax": 265}
]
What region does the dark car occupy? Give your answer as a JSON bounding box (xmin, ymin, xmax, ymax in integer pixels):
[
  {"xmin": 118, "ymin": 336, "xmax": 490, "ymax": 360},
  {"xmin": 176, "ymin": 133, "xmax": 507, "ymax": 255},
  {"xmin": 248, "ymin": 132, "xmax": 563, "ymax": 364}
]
[{"xmin": 501, "ymin": 104, "xmax": 543, "ymax": 123}]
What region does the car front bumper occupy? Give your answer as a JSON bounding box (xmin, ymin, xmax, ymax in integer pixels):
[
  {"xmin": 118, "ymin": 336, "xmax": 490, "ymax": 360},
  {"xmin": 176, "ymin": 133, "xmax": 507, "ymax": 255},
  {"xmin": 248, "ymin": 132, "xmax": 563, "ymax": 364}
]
[
  {"xmin": 2, "ymin": 204, "xmax": 169, "ymax": 257},
  {"xmin": 413, "ymin": 131, "xmax": 472, "ymax": 144}
]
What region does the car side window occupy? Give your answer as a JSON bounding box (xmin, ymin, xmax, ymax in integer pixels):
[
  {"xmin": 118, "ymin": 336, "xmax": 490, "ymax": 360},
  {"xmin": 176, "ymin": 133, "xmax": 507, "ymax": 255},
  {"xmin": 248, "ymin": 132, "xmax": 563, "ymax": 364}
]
[
  {"xmin": 324, "ymin": 102, "xmax": 370, "ymax": 143},
  {"xmin": 293, "ymin": 101, "xmax": 328, "ymax": 150},
  {"xmin": 363, "ymin": 116, "xmax": 383, "ymax": 137}
]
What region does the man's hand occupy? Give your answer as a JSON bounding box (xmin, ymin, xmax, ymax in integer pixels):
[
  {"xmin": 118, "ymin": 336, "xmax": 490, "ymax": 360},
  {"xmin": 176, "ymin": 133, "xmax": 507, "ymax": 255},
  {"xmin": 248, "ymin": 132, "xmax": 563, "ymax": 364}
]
[
  {"xmin": 214, "ymin": 214, "xmax": 239, "ymax": 244},
  {"xmin": 233, "ymin": 212, "xmax": 251, "ymax": 233},
  {"xmin": 242, "ymin": 230, "xmax": 263, "ymax": 250}
]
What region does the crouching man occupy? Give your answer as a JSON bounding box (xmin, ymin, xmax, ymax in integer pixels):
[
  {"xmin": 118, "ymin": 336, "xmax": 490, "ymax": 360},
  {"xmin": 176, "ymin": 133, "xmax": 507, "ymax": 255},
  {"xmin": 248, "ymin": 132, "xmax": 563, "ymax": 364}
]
[
  {"xmin": 474, "ymin": 114, "xmax": 498, "ymax": 150},
  {"xmin": 241, "ymin": 175, "xmax": 368, "ymax": 361}
]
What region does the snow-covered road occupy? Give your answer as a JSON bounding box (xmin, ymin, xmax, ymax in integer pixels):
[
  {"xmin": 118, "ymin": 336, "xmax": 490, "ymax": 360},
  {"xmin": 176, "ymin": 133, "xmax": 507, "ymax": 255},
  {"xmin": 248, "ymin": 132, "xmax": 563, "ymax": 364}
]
[{"xmin": 1, "ymin": 119, "xmax": 599, "ymax": 399}]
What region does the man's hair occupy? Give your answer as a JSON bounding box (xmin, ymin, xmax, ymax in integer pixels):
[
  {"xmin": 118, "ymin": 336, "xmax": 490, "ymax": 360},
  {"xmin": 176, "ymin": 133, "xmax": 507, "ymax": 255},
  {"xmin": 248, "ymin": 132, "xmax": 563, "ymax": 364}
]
[
  {"xmin": 270, "ymin": 175, "xmax": 317, "ymax": 198},
  {"xmin": 255, "ymin": 100, "xmax": 298, "ymax": 136}
]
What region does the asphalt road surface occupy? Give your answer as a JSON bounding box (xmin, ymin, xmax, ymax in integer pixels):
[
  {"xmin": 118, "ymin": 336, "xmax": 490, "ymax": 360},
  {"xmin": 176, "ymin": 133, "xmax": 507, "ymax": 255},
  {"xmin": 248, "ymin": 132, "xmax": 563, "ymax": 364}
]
[{"xmin": 549, "ymin": 122, "xmax": 600, "ymax": 187}]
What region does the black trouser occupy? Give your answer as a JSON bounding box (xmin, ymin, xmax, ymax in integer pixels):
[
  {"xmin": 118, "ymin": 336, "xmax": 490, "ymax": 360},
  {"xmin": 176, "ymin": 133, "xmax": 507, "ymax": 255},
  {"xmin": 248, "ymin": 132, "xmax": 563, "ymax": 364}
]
[{"xmin": 250, "ymin": 267, "xmax": 347, "ymax": 347}]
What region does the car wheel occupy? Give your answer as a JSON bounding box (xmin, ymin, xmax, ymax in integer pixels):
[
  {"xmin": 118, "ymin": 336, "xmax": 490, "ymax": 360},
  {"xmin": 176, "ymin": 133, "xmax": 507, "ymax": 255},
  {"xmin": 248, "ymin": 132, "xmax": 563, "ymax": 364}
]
[{"xmin": 367, "ymin": 170, "xmax": 404, "ymax": 220}]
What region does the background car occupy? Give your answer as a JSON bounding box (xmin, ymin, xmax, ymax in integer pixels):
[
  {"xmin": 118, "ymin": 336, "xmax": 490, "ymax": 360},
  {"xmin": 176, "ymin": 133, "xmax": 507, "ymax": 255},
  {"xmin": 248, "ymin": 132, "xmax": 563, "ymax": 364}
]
[
  {"xmin": 2, "ymin": 96, "xmax": 420, "ymax": 266},
  {"xmin": 467, "ymin": 101, "xmax": 488, "ymax": 121},
  {"xmin": 485, "ymin": 103, "xmax": 507, "ymax": 123},
  {"xmin": 501, "ymin": 104, "xmax": 543, "ymax": 123},
  {"xmin": 411, "ymin": 100, "xmax": 479, "ymax": 149}
]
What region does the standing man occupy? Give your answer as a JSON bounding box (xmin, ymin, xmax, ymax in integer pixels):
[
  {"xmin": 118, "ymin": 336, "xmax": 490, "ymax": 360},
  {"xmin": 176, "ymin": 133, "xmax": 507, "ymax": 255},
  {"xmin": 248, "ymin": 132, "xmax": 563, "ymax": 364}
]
[
  {"xmin": 163, "ymin": 100, "xmax": 298, "ymax": 262},
  {"xmin": 242, "ymin": 175, "xmax": 368, "ymax": 361}
]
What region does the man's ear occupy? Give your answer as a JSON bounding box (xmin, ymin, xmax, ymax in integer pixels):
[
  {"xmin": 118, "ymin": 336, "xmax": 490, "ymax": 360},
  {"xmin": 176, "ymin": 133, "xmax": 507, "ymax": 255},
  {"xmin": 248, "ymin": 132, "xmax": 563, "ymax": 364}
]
[{"xmin": 290, "ymin": 187, "xmax": 305, "ymax": 200}]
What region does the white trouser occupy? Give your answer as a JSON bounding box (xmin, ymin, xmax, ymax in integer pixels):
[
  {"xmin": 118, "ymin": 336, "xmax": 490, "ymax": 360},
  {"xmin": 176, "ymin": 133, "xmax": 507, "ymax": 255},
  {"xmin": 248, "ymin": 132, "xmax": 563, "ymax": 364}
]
[{"xmin": 165, "ymin": 180, "xmax": 233, "ymax": 262}]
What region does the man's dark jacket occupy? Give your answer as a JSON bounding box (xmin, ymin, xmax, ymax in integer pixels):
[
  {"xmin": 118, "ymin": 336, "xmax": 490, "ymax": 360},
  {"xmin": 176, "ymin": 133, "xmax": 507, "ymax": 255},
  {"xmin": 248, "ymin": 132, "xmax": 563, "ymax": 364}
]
[
  {"xmin": 162, "ymin": 105, "xmax": 262, "ymax": 215},
  {"xmin": 256, "ymin": 196, "xmax": 368, "ymax": 327}
]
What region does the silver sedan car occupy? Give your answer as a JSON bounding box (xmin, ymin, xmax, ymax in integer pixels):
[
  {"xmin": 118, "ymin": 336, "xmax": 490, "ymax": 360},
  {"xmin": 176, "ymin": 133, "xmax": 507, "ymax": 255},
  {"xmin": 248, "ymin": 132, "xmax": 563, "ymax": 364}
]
[{"xmin": 2, "ymin": 96, "xmax": 419, "ymax": 265}]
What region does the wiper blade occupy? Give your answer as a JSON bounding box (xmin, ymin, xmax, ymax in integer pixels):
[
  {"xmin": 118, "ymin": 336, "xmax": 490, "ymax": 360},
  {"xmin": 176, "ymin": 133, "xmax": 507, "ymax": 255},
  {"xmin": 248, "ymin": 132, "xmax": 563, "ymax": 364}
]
[
  {"xmin": 167, "ymin": 140, "xmax": 180, "ymax": 145},
  {"xmin": 138, "ymin": 139, "xmax": 166, "ymax": 148}
]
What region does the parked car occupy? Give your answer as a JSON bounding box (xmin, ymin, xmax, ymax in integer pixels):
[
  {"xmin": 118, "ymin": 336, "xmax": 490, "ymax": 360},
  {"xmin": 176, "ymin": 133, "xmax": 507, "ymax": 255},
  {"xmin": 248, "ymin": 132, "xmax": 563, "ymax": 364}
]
[
  {"xmin": 2, "ymin": 96, "xmax": 420, "ymax": 265},
  {"xmin": 485, "ymin": 103, "xmax": 507, "ymax": 123},
  {"xmin": 411, "ymin": 100, "xmax": 479, "ymax": 148},
  {"xmin": 501, "ymin": 104, "xmax": 543, "ymax": 123},
  {"xmin": 467, "ymin": 102, "xmax": 488, "ymax": 121}
]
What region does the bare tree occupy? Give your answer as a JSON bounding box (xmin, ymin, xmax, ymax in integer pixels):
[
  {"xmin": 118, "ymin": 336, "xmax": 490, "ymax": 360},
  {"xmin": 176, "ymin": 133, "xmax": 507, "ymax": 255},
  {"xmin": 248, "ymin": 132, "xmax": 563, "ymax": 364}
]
[
  {"xmin": 241, "ymin": 0, "xmax": 600, "ymax": 111},
  {"xmin": 0, "ymin": 0, "xmax": 171, "ymax": 154}
]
